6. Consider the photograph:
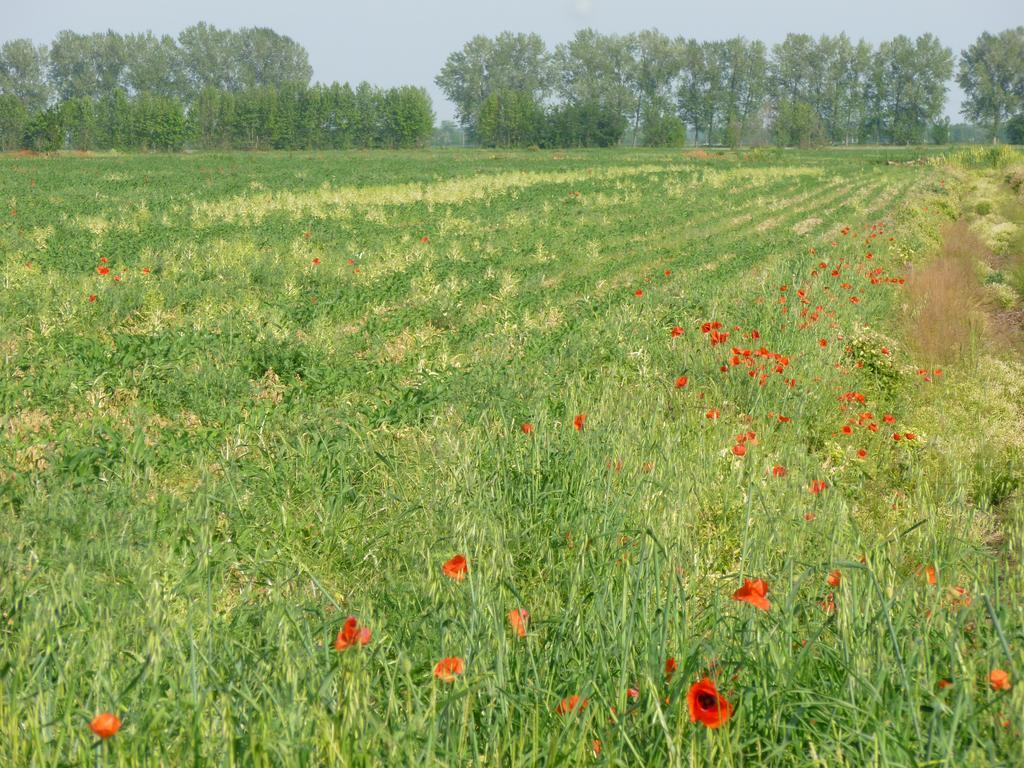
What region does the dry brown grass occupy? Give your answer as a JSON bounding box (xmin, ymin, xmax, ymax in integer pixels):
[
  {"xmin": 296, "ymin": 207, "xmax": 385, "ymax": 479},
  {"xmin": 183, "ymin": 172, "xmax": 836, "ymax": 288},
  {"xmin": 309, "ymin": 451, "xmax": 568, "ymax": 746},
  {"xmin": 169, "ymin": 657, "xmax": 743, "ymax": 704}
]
[{"xmin": 903, "ymin": 222, "xmax": 988, "ymax": 363}]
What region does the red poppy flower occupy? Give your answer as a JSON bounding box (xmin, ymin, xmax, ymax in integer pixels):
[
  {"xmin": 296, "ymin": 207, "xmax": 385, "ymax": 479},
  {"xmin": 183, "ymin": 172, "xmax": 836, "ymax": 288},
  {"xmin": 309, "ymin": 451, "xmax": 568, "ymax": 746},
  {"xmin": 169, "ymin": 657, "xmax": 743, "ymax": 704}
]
[
  {"xmin": 100, "ymin": 257, "xmax": 108, "ymax": 263},
  {"xmin": 627, "ymin": 687, "xmax": 640, "ymax": 701},
  {"xmin": 990, "ymin": 669, "xmax": 1011, "ymax": 691},
  {"xmin": 508, "ymin": 608, "xmax": 528, "ymax": 637},
  {"xmin": 675, "ymin": 376, "xmax": 688, "ymax": 388},
  {"xmin": 671, "ymin": 326, "xmax": 683, "ymax": 337},
  {"xmin": 433, "ymin": 657, "xmax": 464, "ymax": 682},
  {"xmin": 938, "ymin": 679, "xmax": 953, "ymax": 689},
  {"xmin": 819, "ymin": 339, "xmax": 827, "ymax": 348},
  {"xmin": 706, "ymin": 408, "xmax": 720, "ymax": 420},
  {"xmin": 665, "ymin": 270, "xmax": 672, "ymax": 277},
  {"xmin": 820, "ymin": 593, "xmax": 836, "ymax": 614},
  {"xmin": 97, "ymin": 266, "xmax": 110, "ymax": 275},
  {"xmin": 556, "ymin": 694, "xmax": 589, "ymax": 715},
  {"xmin": 334, "ymin": 616, "xmax": 371, "ymax": 650},
  {"xmin": 687, "ymin": 677, "xmax": 732, "ymax": 728},
  {"xmin": 772, "ymin": 465, "xmax": 786, "ymax": 477},
  {"xmin": 732, "ymin": 578, "xmax": 770, "ymax": 610},
  {"xmin": 89, "ymin": 294, "xmax": 97, "ymax": 303},
  {"xmin": 634, "ymin": 289, "xmax": 644, "ymax": 297},
  {"xmin": 521, "ymin": 422, "xmax": 534, "ymax": 434},
  {"xmin": 420, "ymin": 235, "xmax": 430, "ymax": 243},
  {"xmin": 573, "ymin": 413, "xmax": 586, "ymax": 431},
  {"xmin": 312, "ymin": 258, "xmax": 321, "ymax": 265},
  {"xmin": 827, "ymin": 569, "xmax": 841, "ymax": 587},
  {"xmin": 89, "ymin": 713, "xmax": 121, "ymax": 739},
  {"xmin": 443, "ymin": 555, "xmax": 468, "ymax": 581},
  {"xmin": 919, "ymin": 565, "xmax": 937, "ymax": 585},
  {"xmin": 857, "ymin": 448, "xmax": 867, "ymax": 459},
  {"xmin": 665, "ymin": 657, "xmax": 679, "ymax": 681},
  {"xmin": 732, "ymin": 444, "xmax": 746, "ymax": 457},
  {"xmin": 883, "ymin": 414, "xmax": 895, "ymax": 424},
  {"xmin": 808, "ymin": 480, "xmax": 828, "ymax": 495}
]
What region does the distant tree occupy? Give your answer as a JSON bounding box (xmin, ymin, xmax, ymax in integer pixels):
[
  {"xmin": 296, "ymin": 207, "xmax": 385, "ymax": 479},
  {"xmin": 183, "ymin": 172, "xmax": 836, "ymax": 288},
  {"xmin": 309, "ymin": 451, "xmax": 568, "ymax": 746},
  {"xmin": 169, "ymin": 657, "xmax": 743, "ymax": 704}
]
[
  {"xmin": 0, "ymin": 94, "xmax": 29, "ymax": 149},
  {"xmin": 774, "ymin": 100, "xmax": 825, "ymax": 147},
  {"xmin": 546, "ymin": 100, "xmax": 627, "ymax": 147},
  {"xmin": 641, "ymin": 97, "xmax": 685, "ymax": 146},
  {"xmin": 433, "ymin": 120, "xmax": 465, "ymax": 147},
  {"xmin": 0, "ymin": 39, "xmax": 51, "ymax": 113},
  {"xmin": 48, "ymin": 30, "xmax": 128, "ymax": 101},
  {"xmin": 477, "ymin": 90, "xmax": 544, "ymax": 147},
  {"xmin": 1006, "ymin": 114, "xmax": 1024, "ymax": 145},
  {"xmin": 380, "ymin": 86, "xmax": 434, "ymax": 148},
  {"xmin": 99, "ymin": 88, "xmax": 132, "ymax": 148},
  {"xmin": 61, "ymin": 96, "xmax": 100, "ymax": 149},
  {"xmin": 234, "ymin": 27, "xmax": 313, "ymax": 92},
  {"xmin": 177, "ymin": 23, "xmax": 239, "ymax": 95},
  {"xmin": 22, "ymin": 105, "xmax": 64, "ymax": 151},
  {"xmin": 958, "ymin": 28, "xmax": 1024, "ymax": 143},
  {"xmin": 625, "ymin": 30, "xmax": 682, "ymax": 145},
  {"xmin": 872, "ymin": 34, "xmax": 953, "ymax": 144},
  {"xmin": 132, "ymin": 93, "xmax": 188, "ymax": 150},
  {"xmin": 930, "ymin": 117, "xmax": 950, "ymax": 145},
  {"xmin": 436, "ymin": 32, "xmax": 550, "ymax": 136},
  {"xmin": 553, "ymin": 28, "xmax": 634, "ymax": 130},
  {"xmin": 122, "ymin": 33, "xmax": 185, "ymax": 99},
  {"xmin": 324, "ymin": 81, "xmax": 356, "ymax": 148},
  {"xmin": 351, "ymin": 81, "xmax": 383, "ymax": 148}
]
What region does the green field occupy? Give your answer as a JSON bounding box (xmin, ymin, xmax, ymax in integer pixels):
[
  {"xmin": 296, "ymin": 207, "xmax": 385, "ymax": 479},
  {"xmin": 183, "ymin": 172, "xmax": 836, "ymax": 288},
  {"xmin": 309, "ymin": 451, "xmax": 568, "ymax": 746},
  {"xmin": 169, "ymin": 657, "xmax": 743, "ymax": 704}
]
[{"xmin": 1, "ymin": 148, "xmax": 1022, "ymax": 766}]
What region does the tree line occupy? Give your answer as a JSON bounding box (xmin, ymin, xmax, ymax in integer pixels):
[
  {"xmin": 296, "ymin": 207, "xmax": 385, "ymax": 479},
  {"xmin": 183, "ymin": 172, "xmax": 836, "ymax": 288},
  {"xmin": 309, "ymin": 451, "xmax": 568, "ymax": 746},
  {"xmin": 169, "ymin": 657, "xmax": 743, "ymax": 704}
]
[
  {"xmin": 437, "ymin": 28, "xmax": 1024, "ymax": 148},
  {"xmin": 0, "ymin": 24, "xmax": 434, "ymax": 151},
  {"xmin": 1, "ymin": 24, "xmax": 1022, "ymax": 151}
]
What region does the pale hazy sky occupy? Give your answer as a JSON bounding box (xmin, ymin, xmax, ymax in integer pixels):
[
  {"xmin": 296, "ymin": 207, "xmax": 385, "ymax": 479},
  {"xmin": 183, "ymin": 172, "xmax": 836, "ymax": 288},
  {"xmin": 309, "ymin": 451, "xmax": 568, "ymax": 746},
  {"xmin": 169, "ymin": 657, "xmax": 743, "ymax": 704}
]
[{"xmin": 6, "ymin": 0, "xmax": 1023, "ymax": 121}]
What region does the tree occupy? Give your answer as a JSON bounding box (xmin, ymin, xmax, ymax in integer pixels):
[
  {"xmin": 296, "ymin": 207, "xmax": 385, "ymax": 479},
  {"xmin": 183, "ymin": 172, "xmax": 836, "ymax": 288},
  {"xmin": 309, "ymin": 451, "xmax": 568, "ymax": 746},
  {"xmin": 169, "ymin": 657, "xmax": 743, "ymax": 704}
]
[
  {"xmin": 22, "ymin": 106, "xmax": 64, "ymax": 151},
  {"xmin": 0, "ymin": 94, "xmax": 29, "ymax": 149},
  {"xmin": 547, "ymin": 100, "xmax": 627, "ymax": 147},
  {"xmin": 625, "ymin": 30, "xmax": 682, "ymax": 145},
  {"xmin": 930, "ymin": 117, "xmax": 950, "ymax": 145},
  {"xmin": 48, "ymin": 30, "xmax": 127, "ymax": 101},
  {"xmin": 477, "ymin": 90, "xmax": 544, "ymax": 147},
  {"xmin": 0, "ymin": 39, "xmax": 50, "ymax": 113},
  {"xmin": 380, "ymin": 86, "xmax": 434, "ymax": 148},
  {"xmin": 872, "ymin": 34, "xmax": 953, "ymax": 144},
  {"xmin": 1007, "ymin": 114, "xmax": 1024, "ymax": 145},
  {"xmin": 553, "ymin": 29, "xmax": 634, "ymax": 133},
  {"xmin": 61, "ymin": 96, "xmax": 99, "ymax": 149},
  {"xmin": 122, "ymin": 33, "xmax": 185, "ymax": 100},
  {"xmin": 958, "ymin": 28, "xmax": 1024, "ymax": 143},
  {"xmin": 436, "ymin": 32, "xmax": 550, "ymax": 136},
  {"xmin": 234, "ymin": 27, "xmax": 313, "ymax": 92},
  {"xmin": 774, "ymin": 100, "xmax": 825, "ymax": 147},
  {"xmin": 641, "ymin": 98, "xmax": 685, "ymax": 146}
]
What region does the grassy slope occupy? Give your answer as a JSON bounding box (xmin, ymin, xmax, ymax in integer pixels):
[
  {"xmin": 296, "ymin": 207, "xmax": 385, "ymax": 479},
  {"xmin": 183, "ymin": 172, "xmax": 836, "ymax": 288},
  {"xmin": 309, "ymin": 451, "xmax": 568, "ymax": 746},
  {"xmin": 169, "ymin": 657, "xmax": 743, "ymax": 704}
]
[{"xmin": 1, "ymin": 148, "xmax": 1021, "ymax": 766}]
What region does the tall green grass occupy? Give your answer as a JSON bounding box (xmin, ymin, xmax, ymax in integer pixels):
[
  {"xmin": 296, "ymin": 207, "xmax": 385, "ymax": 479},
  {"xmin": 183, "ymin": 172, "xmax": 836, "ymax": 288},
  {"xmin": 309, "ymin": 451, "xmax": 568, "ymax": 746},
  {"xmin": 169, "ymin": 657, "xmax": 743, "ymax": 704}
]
[{"xmin": 0, "ymin": 149, "xmax": 1020, "ymax": 766}]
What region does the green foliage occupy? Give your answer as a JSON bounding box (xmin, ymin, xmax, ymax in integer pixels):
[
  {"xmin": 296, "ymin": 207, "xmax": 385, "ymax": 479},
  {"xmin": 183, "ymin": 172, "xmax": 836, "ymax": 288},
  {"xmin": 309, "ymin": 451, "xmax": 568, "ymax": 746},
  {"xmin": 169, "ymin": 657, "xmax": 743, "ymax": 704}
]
[
  {"xmin": 477, "ymin": 90, "xmax": 544, "ymax": 148},
  {"xmin": 21, "ymin": 105, "xmax": 64, "ymax": 151},
  {"xmin": 379, "ymin": 86, "xmax": 435, "ymax": 149},
  {"xmin": 546, "ymin": 100, "xmax": 628, "ymax": 147},
  {"xmin": 774, "ymin": 100, "xmax": 826, "ymax": 147},
  {"xmin": 957, "ymin": 28, "xmax": 1024, "ymax": 142},
  {"xmin": 0, "ymin": 93, "xmax": 28, "ymax": 150},
  {"xmin": 641, "ymin": 100, "xmax": 686, "ymax": 147},
  {"xmin": 1007, "ymin": 114, "xmax": 1024, "ymax": 146}
]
